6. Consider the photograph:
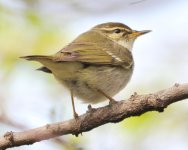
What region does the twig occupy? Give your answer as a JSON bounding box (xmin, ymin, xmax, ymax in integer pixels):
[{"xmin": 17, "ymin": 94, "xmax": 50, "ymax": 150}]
[{"xmin": 0, "ymin": 83, "xmax": 188, "ymax": 149}]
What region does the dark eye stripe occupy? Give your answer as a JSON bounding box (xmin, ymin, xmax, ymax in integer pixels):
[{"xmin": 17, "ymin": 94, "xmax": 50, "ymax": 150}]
[
  {"xmin": 100, "ymin": 28, "xmax": 131, "ymax": 34},
  {"xmin": 114, "ymin": 29, "xmax": 121, "ymax": 33}
]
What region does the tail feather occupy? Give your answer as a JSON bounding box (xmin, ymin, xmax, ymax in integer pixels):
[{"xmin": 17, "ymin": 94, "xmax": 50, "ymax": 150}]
[{"xmin": 20, "ymin": 55, "xmax": 52, "ymax": 61}]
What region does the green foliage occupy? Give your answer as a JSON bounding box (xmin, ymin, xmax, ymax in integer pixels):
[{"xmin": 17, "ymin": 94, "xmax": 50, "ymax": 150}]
[
  {"xmin": 0, "ymin": 6, "xmax": 67, "ymax": 77},
  {"xmin": 122, "ymin": 112, "xmax": 159, "ymax": 134}
]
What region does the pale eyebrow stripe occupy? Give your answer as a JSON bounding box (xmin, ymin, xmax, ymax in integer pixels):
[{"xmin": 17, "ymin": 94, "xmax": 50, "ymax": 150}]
[{"xmin": 98, "ymin": 27, "xmax": 132, "ymax": 33}]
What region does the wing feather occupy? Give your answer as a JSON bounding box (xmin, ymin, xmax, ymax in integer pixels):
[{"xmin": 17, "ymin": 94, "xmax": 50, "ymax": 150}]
[{"xmin": 53, "ymin": 31, "xmax": 133, "ymax": 67}]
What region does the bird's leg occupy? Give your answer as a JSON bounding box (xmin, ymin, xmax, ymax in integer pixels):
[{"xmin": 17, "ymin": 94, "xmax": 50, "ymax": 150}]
[
  {"xmin": 97, "ymin": 89, "xmax": 117, "ymax": 105},
  {"xmin": 70, "ymin": 90, "xmax": 78, "ymax": 119}
]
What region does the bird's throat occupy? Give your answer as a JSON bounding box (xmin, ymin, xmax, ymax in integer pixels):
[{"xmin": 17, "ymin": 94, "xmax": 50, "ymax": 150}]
[{"xmin": 116, "ymin": 39, "xmax": 135, "ymax": 51}]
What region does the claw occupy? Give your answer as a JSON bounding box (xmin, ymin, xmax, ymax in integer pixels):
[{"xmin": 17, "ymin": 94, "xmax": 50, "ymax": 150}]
[
  {"xmin": 87, "ymin": 104, "xmax": 96, "ymax": 113},
  {"xmin": 74, "ymin": 112, "xmax": 79, "ymax": 119},
  {"xmin": 109, "ymin": 99, "xmax": 117, "ymax": 106}
]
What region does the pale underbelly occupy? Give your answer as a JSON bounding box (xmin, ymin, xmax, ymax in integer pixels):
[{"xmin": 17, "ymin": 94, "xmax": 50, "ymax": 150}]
[{"xmin": 60, "ymin": 65, "xmax": 133, "ymax": 104}]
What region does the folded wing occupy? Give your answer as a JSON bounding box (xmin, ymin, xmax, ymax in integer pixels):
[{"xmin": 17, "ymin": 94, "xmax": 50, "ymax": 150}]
[{"xmin": 52, "ymin": 31, "xmax": 133, "ymax": 68}]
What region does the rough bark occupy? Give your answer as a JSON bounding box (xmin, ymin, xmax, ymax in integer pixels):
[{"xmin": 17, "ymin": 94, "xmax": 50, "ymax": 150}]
[{"xmin": 0, "ymin": 83, "xmax": 188, "ymax": 149}]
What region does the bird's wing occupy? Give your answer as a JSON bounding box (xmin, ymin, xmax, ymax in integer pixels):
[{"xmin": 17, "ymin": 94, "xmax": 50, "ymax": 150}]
[{"xmin": 52, "ymin": 31, "xmax": 133, "ymax": 67}]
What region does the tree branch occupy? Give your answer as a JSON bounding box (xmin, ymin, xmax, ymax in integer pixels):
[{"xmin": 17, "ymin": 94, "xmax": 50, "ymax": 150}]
[{"xmin": 1, "ymin": 83, "xmax": 188, "ymax": 149}]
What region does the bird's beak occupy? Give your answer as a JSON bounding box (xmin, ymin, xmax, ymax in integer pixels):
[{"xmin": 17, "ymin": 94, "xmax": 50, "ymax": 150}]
[{"xmin": 131, "ymin": 30, "xmax": 151, "ymax": 37}]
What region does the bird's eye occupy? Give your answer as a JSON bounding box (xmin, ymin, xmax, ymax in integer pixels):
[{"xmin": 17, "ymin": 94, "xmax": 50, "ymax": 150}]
[{"xmin": 114, "ymin": 29, "xmax": 121, "ymax": 34}]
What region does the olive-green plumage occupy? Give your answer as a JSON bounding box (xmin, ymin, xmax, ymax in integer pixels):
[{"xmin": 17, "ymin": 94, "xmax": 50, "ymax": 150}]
[{"xmin": 21, "ymin": 22, "xmax": 150, "ymax": 118}]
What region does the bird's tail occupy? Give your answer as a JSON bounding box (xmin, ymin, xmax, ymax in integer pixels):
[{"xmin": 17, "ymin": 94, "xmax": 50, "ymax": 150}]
[{"xmin": 20, "ymin": 55, "xmax": 52, "ymax": 61}]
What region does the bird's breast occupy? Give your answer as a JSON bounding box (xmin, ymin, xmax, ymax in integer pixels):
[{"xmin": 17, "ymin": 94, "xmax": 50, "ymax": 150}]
[{"xmin": 65, "ymin": 65, "xmax": 134, "ymax": 103}]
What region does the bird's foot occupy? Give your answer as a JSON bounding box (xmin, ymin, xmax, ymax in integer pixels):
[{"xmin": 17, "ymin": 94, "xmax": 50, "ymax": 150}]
[
  {"xmin": 130, "ymin": 92, "xmax": 138, "ymax": 100},
  {"xmin": 73, "ymin": 112, "xmax": 79, "ymax": 119},
  {"xmin": 87, "ymin": 104, "xmax": 96, "ymax": 113},
  {"xmin": 109, "ymin": 99, "xmax": 118, "ymax": 106}
]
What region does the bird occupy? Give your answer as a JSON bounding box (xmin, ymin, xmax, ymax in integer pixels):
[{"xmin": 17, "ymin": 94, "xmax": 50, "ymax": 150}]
[{"xmin": 21, "ymin": 22, "xmax": 150, "ymax": 118}]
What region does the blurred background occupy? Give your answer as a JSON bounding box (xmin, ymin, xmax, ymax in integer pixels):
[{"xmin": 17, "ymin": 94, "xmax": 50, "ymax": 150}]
[{"xmin": 0, "ymin": 0, "xmax": 188, "ymax": 149}]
